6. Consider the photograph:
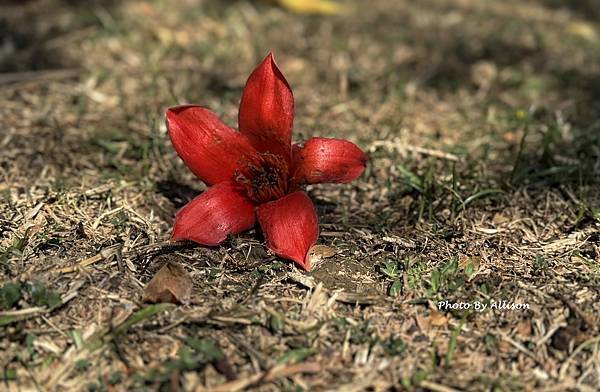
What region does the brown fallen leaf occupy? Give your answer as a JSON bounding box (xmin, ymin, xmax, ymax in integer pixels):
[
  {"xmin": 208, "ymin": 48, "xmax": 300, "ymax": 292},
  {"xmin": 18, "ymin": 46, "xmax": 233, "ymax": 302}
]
[
  {"xmin": 492, "ymin": 213, "xmax": 510, "ymax": 225},
  {"xmin": 551, "ymin": 319, "xmax": 588, "ymax": 352},
  {"xmin": 497, "ymin": 340, "xmax": 511, "ymax": 353},
  {"xmin": 429, "ymin": 311, "xmax": 449, "ymax": 327},
  {"xmin": 307, "ymin": 244, "xmax": 337, "ymax": 269},
  {"xmin": 515, "ymin": 320, "xmax": 532, "ymax": 338},
  {"xmin": 143, "ymin": 261, "xmax": 192, "ymax": 304},
  {"xmin": 415, "ymin": 314, "xmax": 431, "ymax": 332}
]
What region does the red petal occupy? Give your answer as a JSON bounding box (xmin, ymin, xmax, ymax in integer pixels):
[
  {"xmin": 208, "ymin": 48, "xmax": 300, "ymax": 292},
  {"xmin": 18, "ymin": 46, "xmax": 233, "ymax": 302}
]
[
  {"xmin": 172, "ymin": 182, "xmax": 256, "ymax": 246},
  {"xmin": 292, "ymin": 137, "xmax": 367, "ymax": 184},
  {"xmin": 167, "ymin": 105, "xmax": 257, "ymax": 185},
  {"xmin": 239, "ymin": 53, "xmax": 294, "ymax": 160},
  {"xmin": 256, "ymin": 191, "xmax": 318, "ymax": 271}
]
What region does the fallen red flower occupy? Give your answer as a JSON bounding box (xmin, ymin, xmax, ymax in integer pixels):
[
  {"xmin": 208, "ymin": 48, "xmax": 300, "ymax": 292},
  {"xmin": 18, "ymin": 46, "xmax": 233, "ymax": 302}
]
[{"xmin": 166, "ymin": 53, "xmax": 367, "ymax": 271}]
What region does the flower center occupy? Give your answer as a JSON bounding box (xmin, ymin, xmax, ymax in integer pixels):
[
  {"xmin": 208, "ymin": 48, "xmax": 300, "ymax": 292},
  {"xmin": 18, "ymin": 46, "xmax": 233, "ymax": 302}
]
[{"xmin": 235, "ymin": 153, "xmax": 289, "ymax": 204}]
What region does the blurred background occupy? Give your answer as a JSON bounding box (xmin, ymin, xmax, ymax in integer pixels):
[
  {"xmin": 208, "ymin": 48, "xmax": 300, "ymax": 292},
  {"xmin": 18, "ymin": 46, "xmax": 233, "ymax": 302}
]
[
  {"xmin": 1, "ymin": 0, "xmax": 599, "ymax": 190},
  {"xmin": 0, "ymin": 0, "xmax": 600, "ymax": 190}
]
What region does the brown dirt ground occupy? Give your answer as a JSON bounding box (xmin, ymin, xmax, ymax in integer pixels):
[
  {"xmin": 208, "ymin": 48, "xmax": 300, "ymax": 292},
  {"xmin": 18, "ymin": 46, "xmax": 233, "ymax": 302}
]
[{"xmin": 1, "ymin": 0, "xmax": 599, "ymax": 390}]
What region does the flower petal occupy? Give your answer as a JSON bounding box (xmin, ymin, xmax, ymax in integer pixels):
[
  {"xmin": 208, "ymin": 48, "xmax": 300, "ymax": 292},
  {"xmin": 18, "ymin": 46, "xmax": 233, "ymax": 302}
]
[
  {"xmin": 292, "ymin": 137, "xmax": 367, "ymax": 184},
  {"xmin": 172, "ymin": 182, "xmax": 256, "ymax": 246},
  {"xmin": 256, "ymin": 191, "xmax": 318, "ymax": 271},
  {"xmin": 167, "ymin": 105, "xmax": 257, "ymax": 185},
  {"xmin": 239, "ymin": 53, "xmax": 294, "ymax": 160}
]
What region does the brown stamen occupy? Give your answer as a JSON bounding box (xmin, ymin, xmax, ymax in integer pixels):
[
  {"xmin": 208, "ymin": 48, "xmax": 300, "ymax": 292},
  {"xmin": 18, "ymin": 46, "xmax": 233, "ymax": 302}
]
[{"xmin": 235, "ymin": 153, "xmax": 289, "ymax": 203}]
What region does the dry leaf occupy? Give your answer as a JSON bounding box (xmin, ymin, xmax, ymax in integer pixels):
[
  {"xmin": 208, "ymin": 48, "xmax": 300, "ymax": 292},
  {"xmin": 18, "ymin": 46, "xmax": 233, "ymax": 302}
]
[
  {"xmin": 497, "ymin": 340, "xmax": 511, "ymax": 353},
  {"xmin": 492, "ymin": 213, "xmax": 509, "ymax": 225},
  {"xmin": 308, "ymin": 244, "xmax": 337, "ymax": 268},
  {"xmin": 143, "ymin": 261, "xmax": 192, "ymax": 304},
  {"xmin": 515, "ymin": 320, "xmax": 532, "ymax": 337},
  {"xmin": 429, "ymin": 311, "xmax": 449, "ymax": 327},
  {"xmin": 274, "ymin": 0, "xmax": 346, "ymax": 15},
  {"xmin": 415, "ymin": 315, "xmax": 431, "ymax": 332}
]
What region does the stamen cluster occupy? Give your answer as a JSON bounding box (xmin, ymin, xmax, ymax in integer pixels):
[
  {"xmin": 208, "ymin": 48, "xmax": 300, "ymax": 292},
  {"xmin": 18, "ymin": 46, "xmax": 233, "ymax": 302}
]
[{"xmin": 235, "ymin": 153, "xmax": 290, "ymax": 203}]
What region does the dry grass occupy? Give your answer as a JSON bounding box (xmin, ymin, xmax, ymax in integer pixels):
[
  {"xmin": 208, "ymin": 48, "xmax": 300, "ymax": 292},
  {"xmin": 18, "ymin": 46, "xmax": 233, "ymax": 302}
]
[{"xmin": 1, "ymin": 0, "xmax": 599, "ymax": 390}]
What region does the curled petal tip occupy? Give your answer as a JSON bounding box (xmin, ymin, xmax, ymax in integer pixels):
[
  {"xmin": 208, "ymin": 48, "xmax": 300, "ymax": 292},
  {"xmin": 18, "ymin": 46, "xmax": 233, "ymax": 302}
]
[
  {"xmin": 302, "ymin": 253, "xmax": 312, "ymax": 272},
  {"xmin": 257, "ymin": 191, "xmax": 318, "ymax": 271},
  {"xmin": 264, "ymin": 51, "xmax": 278, "ymax": 64}
]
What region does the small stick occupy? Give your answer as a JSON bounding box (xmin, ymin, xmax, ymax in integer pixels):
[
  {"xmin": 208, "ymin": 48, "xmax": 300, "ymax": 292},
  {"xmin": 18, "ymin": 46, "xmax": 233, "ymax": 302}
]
[
  {"xmin": 55, "ymin": 245, "xmax": 122, "ymax": 273},
  {"xmin": 287, "ymin": 272, "xmax": 381, "ymax": 305},
  {"xmin": 55, "ymin": 241, "xmax": 190, "ymax": 275},
  {"xmin": 407, "ymin": 146, "xmax": 462, "ymax": 162},
  {"xmin": 419, "ymin": 381, "xmax": 463, "ymax": 392},
  {"xmin": 0, "ymin": 69, "xmax": 80, "ymax": 85},
  {"xmin": 558, "ymin": 336, "xmax": 600, "ymax": 380},
  {"xmin": 0, "ymin": 291, "xmax": 79, "ymax": 320},
  {"xmin": 369, "ymin": 139, "xmax": 462, "ymax": 162},
  {"xmin": 205, "ymin": 362, "xmax": 320, "ymax": 392}
]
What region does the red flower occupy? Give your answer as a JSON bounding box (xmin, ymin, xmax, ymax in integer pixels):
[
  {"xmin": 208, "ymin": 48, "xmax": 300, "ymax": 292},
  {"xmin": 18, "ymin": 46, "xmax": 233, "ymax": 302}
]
[{"xmin": 166, "ymin": 53, "xmax": 367, "ymax": 271}]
